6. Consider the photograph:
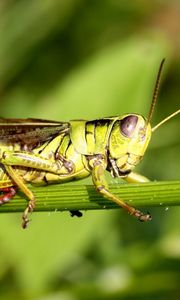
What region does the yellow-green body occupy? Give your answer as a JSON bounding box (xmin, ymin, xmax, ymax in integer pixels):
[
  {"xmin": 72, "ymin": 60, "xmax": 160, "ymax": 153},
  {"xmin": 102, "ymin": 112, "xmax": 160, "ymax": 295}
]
[
  {"xmin": 0, "ymin": 114, "xmax": 151, "ymax": 187},
  {"xmin": 0, "ymin": 114, "xmax": 152, "ymax": 227}
]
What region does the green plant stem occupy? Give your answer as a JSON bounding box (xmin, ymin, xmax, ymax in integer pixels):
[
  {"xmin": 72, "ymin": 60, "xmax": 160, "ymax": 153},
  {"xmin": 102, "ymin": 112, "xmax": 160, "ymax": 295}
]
[{"xmin": 0, "ymin": 181, "xmax": 180, "ymax": 213}]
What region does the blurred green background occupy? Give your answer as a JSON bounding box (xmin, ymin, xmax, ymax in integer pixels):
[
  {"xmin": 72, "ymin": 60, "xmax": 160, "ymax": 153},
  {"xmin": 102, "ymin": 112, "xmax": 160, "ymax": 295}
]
[{"xmin": 0, "ymin": 1, "xmax": 180, "ymax": 299}]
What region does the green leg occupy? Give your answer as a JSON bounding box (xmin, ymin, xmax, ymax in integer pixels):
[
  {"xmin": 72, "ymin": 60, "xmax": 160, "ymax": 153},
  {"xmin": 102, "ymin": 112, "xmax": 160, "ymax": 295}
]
[
  {"xmin": 0, "ymin": 151, "xmax": 74, "ymax": 175},
  {"xmin": 124, "ymin": 171, "xmax": 150, "ymax": 183},
  {"xmin": 0, "ymin": 151, "xmax": 75, "ymax": 228},
  {"xmin": 4, "ymin": 165, "xmax": 35, "ymax": 228},
  {"xmin": 91, "ymin": 160, "xmax": 151, "ymax": 222}
]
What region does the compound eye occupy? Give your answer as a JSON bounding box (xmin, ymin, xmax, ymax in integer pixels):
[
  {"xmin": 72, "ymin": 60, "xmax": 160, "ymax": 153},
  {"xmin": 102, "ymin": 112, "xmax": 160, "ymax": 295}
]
[{"xmin": 120, "ymin": 115, "xmax": 138, "ymax": 137}]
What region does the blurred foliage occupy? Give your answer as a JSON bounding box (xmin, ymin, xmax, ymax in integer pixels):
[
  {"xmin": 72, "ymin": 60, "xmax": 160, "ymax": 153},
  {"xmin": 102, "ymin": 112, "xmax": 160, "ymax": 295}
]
[{"xmin": 0, "ymin": 0, "xmax": 180, "ymax": 299}]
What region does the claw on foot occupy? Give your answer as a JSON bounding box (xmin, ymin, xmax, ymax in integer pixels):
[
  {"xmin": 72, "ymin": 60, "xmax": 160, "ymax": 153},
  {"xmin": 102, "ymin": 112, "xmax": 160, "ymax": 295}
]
[
  {"xmin": 22, "ymin": 213, "xmax": 30, "ymax": 229},
  {"xmin": 133, "ymin": 209, "xmax": 152, "ymax": 222},
  {"xmin": 22, "ymin": 199, "xmax": 35, "ymax": 229}
]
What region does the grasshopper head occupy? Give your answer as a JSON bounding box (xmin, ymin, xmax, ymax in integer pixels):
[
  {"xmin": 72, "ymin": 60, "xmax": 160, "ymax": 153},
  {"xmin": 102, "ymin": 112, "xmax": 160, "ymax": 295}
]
[
  {"xmin": 108, "ymin": 114, "xmax": 151, "ymax": 175},
  {"xmin": 108, "ymin": 59, "xmax": 179, "ymax": 177}
]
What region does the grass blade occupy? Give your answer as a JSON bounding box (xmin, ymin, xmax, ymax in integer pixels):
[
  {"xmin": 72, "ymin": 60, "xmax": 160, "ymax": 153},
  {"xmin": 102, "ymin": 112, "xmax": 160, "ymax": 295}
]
[{"xmin": 0, "ymin": 181, "xmax": 180, "ymax": 213}]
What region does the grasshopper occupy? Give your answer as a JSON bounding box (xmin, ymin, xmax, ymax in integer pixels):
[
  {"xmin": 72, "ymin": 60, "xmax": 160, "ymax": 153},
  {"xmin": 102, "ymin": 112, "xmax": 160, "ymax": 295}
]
[{"xmin": 0, "ymin": 59, "xmax": 179, "ymax": 228}]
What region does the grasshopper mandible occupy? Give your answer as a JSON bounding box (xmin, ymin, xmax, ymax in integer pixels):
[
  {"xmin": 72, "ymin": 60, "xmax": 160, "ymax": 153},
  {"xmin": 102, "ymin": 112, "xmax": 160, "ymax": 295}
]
[{"xmin": 0, "ymin": 59, "xmax": 179, "ymax": 228}]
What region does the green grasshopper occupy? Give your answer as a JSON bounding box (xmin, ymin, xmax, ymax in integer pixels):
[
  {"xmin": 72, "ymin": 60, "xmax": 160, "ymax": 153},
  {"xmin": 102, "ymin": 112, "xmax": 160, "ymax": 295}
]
[{"xmin": 0, "ymin": 59, "xmax": 179, "ymax": 228}]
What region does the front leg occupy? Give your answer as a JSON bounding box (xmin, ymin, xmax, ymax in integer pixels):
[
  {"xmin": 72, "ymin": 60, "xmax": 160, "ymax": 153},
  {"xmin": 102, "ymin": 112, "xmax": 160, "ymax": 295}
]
[
  {"xmin": 89, "ymin": 156, "xmax": 151, "ymax": 222},
  {"xmin": 124, "ymin": 171, "xmax": 150, "ymax": 183}
]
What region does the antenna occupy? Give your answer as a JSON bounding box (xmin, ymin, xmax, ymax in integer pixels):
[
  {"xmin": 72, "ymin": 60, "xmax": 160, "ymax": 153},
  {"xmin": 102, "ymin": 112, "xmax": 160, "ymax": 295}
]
[
  {"xmin": 146, "ymin": 58, "xmax": 165, "ymax": 125},
  {"xmin": 152, "ymin": 109, "xmax": 180, "ymax": 132}
]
